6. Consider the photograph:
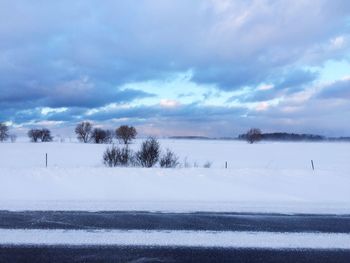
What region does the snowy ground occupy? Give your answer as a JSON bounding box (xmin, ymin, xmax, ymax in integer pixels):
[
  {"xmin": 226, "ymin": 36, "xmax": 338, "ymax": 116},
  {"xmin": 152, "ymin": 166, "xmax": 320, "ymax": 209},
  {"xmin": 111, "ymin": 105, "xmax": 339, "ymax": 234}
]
[
  {"xmin": 0, "ymin": 139, "xmax": 349, "ymax": 213},
  {"xmin": 2, "ymin": 229, "xmax": 350, "ymax": 249}
]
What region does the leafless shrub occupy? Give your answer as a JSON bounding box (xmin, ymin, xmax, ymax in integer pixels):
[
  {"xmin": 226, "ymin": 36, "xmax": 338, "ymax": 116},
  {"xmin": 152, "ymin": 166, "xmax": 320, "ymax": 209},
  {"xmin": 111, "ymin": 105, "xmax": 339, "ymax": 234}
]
[
  {"xmin": 75, "ymin": 122, "xmax": 93, "ymax": 143},
  {"xmin": 203, "ymin": 161, "xmax": 212, "ymax": 168},
  {"xmin": 135, "ymin": 137, "xmax": 160, "ymax": 167},
  {"xmin": 160, "ymin": 149, "xmax": 179, "ymax": 168},
  {"xmin": 103, "ymin": 145, "xmax": 133, "ymax": 167},
  {"xmin": 116, "ymin": 125, "xmax": 137, "ymax": 144}
]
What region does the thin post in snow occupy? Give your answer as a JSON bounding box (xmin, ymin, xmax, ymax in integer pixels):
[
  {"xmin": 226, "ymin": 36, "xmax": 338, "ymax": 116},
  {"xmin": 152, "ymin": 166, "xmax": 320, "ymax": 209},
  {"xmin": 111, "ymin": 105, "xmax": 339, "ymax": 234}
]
[
  {"xmin": 225, "ymin": 161, "xmax": 228, "ymax": 169},
  {"xmin": 46, "ymin": 153, "xmax": 48, "ymax": 168},
  {"xmin": 311, "ymin": 160, "xmax": 314, "ymax": 171}
]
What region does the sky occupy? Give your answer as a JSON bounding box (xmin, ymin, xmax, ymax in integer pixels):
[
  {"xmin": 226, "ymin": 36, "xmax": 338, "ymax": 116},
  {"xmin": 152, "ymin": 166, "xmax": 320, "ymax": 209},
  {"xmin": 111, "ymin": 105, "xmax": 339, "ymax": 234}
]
[{"xmin": 0, "ymin": 0, "xmax": 350, "ymax": 137}]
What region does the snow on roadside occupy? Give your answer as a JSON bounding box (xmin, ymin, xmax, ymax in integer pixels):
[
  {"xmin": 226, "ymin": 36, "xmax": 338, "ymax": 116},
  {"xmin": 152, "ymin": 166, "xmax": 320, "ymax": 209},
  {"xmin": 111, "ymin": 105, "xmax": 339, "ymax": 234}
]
[
  {"xmin": 1, "ymin": 229, "xmax": 350, "ymax": 249},
  {"xmin": 0, "ymin": 167, "xmax": 350, "ymax": 213}
]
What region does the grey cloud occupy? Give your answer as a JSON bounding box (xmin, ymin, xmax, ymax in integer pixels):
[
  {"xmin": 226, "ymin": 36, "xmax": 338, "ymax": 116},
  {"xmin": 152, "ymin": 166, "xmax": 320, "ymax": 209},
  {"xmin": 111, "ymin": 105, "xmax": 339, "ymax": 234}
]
[
  {"xmin": 0, "ymin": 0, "xmax": 349, "ymax": 97},
  {"xmin": 276, "ymin": 69, "xmax": 318, "ymax": 90},
  {"xmin": 86, "ymin": 103, "xmax": 246, "ymax": 123},
  {"xmin": 317, "ymin": 78, "xmax": 350, "ymax": 99},
  {"xmin": 0, "ymin": 0, "xmax": 350, "ymax": 136},
  {"xmin": 231, "ymin": 69, "xmax": 318, "ymax": 102}
]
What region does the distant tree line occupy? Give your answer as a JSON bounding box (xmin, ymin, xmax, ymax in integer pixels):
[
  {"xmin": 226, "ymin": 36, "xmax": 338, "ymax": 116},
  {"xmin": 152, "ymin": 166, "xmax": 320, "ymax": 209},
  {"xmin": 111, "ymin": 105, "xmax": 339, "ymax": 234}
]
[
  {"xmin": 261, "ymin": 133, "xmax": 324, "ymax": 141},
  {"xmin": 239, "ymin": 130, "xmax": 326, "ymax": 143},
  {"xmin": 75, "ymin": 122, "xmax": 137, "ymax": 144}
]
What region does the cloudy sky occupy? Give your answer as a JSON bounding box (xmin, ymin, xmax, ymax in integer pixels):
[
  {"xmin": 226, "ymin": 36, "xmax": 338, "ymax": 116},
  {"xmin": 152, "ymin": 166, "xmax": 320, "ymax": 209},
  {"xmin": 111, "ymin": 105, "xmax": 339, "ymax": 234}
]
[{"xmin": 1, "ymin": 0, "xmax": 350, "ymax": 137}]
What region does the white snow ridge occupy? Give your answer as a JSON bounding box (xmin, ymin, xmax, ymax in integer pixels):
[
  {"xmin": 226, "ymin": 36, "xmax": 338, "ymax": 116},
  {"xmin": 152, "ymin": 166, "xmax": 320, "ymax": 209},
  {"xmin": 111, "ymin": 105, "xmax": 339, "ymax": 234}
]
[{"xmin": 1, "ymin": 229, "xmax": 350, "ymax": 249}]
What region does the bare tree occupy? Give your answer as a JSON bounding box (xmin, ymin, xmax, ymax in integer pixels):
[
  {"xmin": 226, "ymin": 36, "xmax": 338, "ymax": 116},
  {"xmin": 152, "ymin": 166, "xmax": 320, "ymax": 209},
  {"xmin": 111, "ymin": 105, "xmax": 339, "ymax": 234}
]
[
  {"xmin": 41, "ymin": 128, "xmax": 53, "ymax": 142},
  {"xmin": 115, "ymin": 125, "xmax": 137, "ymax": 144},
  {"xmin": 28, "ymin": 128, "xmax": 53, "ymax": 142},
  {"xmin": 135, "ymin": 137, "xmax": 160, "ymax": 167},
  {"xmin": 91, "ymin": 128, "xmax": 104, "ymax": 144},
  {"xmin": 91, "ymin": 128, "xmax": 112, "ymax": 144},
  {"xmin": 160, "ymin": 149, "xmax": 179, "ymax": 168},
  {"xmin": 28, "ymin": 129, "xmax": 42, "ymax": 142},
  {"xmin": 0, "ymin": 123, "xmax": 9, "ymax": 142},
  {"xmin": 75, "ymin": 122, "xmax": 93, "ymax": 143},
  {"xmin": 246, "ymin": 128, "xmax": 262, "ymax": 144}
]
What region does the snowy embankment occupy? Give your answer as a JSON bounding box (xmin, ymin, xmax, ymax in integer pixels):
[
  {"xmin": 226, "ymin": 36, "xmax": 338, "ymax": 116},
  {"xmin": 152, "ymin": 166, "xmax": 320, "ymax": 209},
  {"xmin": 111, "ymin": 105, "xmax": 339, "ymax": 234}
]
[
  {"xmin": 2, "ymin": 229, "xmax": 350, "ymax": 249},
  {"xmin": 0, "ymin": 139, "xmax": 349, "ymax": 213}
]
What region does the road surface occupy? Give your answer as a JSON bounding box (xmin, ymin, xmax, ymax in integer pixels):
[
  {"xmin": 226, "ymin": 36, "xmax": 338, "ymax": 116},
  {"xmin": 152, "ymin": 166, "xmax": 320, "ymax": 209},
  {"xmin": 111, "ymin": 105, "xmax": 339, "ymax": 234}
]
[{"xmin": 0, "ymin": 211, "xmax": 349, "ymax": 262}]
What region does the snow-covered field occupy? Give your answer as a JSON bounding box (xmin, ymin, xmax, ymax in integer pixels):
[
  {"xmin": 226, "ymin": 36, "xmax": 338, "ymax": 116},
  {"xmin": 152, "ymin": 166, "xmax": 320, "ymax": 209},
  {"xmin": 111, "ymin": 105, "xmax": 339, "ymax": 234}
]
[{"xmin": 0, "ymin": 139, "xmax": 350, "ymax": 213}]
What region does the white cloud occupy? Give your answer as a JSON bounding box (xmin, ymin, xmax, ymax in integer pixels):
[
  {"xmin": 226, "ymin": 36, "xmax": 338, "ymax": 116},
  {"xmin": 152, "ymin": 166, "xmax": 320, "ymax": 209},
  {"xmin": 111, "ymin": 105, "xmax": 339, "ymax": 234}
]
[
  {"xmin": 257, "ymin": 84, "xmax": 274, "ymax": 91},
  {"xmin": 330, "ymin": 36, "xmax": 345, "ymax": 49},
  {"xmin": 160, "ymin": 99, "xmax": 180, "ymax": 108}
]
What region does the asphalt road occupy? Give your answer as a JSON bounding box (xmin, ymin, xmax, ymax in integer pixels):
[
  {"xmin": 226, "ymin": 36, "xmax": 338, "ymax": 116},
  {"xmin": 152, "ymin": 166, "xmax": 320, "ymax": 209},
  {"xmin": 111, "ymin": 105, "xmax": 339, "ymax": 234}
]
[
  {"xmin": 0, "ymin": 211, "xmax": 349, "ymax": 263},
  {"xmin": 0, "ymin": 210, "xmax": 350, "ymax": 232},
  {"xmin": 1, "ymin": 246, "xmax": 350, "ymax": 263}
]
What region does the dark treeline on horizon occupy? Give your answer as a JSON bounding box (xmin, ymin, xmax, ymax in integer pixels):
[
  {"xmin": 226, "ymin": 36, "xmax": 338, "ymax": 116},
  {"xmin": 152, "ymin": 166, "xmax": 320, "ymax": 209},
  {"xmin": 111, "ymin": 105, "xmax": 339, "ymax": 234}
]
[
  {"xmin": 237, "ymin": 132, "xmax": 350, "ymax": 142},
  {"xmin": 170, "ymin": 133, "xmax": 350, "ymax": 142}
]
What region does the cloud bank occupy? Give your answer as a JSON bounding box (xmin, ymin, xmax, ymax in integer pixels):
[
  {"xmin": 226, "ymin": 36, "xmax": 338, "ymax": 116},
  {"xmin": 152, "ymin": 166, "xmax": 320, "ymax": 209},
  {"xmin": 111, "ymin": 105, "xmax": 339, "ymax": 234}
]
[{"xmin": 0, "ymin": 0, "xmax": 350, "ymax": 136}]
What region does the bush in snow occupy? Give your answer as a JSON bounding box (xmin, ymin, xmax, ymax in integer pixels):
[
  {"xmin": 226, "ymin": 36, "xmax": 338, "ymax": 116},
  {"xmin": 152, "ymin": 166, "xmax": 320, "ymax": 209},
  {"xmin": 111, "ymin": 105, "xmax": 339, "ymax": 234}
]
[
  {"xmin": 203, "ymin": 161, "xmax": 212, "ymax": 168},
  {"xmin": 103, "ymin": 145, "xmax": 133, "ymax": 167},
  {"xmin": 160, "ymin": 149, "xmax": 179, "ymax": 168},
  {"xmin": 115, "ymin": 125, "xmax": 137, "ymax": 144},
  {"xmin": 0, "ymin": 123, "xmax": 9, "ymax": 142},
  {"xmin": 135, "ymin": 137, "xmax": 160, "ymax": 167},
  {"xmin": 75, "ymin": 121, "xmax": 93, "ymax": 143}
]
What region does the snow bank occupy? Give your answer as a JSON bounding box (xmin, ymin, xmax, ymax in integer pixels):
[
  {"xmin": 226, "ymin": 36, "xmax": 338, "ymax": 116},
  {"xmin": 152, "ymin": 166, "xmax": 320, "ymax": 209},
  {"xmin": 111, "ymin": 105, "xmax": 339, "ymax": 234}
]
[{"xmin": 1, "ymin": 229, "xmax": 350, "ymax": 249}]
